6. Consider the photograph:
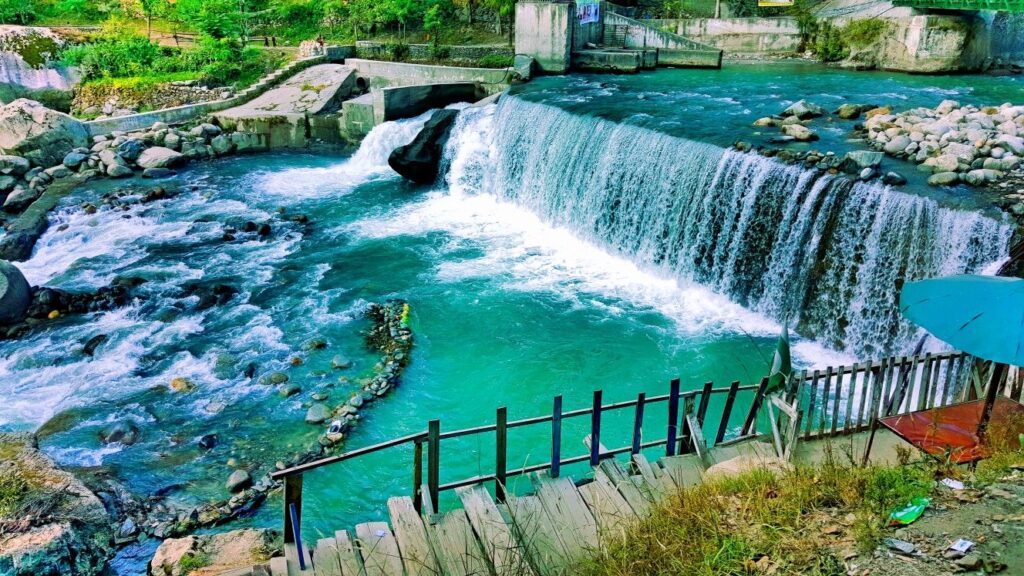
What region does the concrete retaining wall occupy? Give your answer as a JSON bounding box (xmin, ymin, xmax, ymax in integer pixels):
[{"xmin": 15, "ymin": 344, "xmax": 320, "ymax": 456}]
[
  {"xmin": 659, "ymin": 48, "xmax": 724, "ymax": 67},
  {"xmin": 353, "ymin": 42, "xmax": 514, "ymax": 63},
  {"xmin": 573, "ymin": 50, "xmax": 642, "ymax": 72},
  {"xmin": 343, "ymin": 59, "xmax": 512, "ymax": 93},
  {"xmin": 652, "ymin": 17, "xmax": 802, "ymax": 54},
  {"xmin": 372, "ymin": 82, "xmax": 486, "ymax": 123},
  {"xmin": 515, "ymin": 1, "xmax": 573, "ymax": 73},
  {"xmin": 83, "ymin": 56, "xmax": 327, "ymax": 136},
  {"xmin": 604, "ymin": 12, "xmax": 723, "ymax": 67}
]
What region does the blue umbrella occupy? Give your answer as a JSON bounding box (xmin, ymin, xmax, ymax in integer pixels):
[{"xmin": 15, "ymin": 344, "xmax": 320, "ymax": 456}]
[{"xmin": 900, "ymin": 274, "xmax": 1024, "ymax": 367}]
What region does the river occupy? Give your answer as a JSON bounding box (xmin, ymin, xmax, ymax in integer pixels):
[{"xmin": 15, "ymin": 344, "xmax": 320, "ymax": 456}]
[{"xmin": 0, "ymin": 62, "xmax": 1019, "ymax": 572}]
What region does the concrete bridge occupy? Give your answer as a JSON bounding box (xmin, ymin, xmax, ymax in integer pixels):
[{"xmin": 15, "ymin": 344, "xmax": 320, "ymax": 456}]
[{"xmin": 892, "ymin": 0, "xmax": 1024, "ymax": 10}]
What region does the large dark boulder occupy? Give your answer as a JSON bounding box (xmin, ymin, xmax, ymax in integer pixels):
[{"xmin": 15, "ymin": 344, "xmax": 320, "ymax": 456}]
[
  {"xmin": 0, "ymin": 260, "xmax": 30, "ymax": 326},
  {"xmin": 388, "ymin": 109, "xmax": 459, "ymax": 185}
]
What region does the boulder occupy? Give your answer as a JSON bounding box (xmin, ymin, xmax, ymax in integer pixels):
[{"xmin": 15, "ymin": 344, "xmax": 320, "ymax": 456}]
[
  {"xmin": 98, "ymin": 420, "xmax": 139, "ymax": 446},
  {"xmin": 0, "ymin": 260, "xmax": 31, "ymax": 325},
  {"xmin": 883, "ymin": 135, "xmax": 911, "ymax": 155},
  {"xmin": 150, "ymin": 528, "xmax": 280, "ymax": 576},
  {"xmin": 0, "ymin": 155, "xmax": 30, "ymax": 176},
  {"xmin": 963, "ymin": 168, "xmax": 1003, "ymax": 186},
  {"xmin": 781, "ymin": 99, "xmax": 825, "ymax": 120},
  {"xmin": 388, "ymin": 109, "xmax": 460, "ymax": 184},
  {"xmin": 225, "ymin": 469, "xmax": 252, "ymax": 493},
  {"xmin": 882, "ymin": 171, "xmax": 907, "ymax": 186},
  {"xmin": 142, "ymin": 167, "xmax": 176, "ymax": 179},
  {"xmin": 843, "ymin": 150, "xmax": 884, "ymax": 170},
  {"xmin": 0, "ymin": 99, "xmax": 88, "ymax": 167},
  {"xmin": 115, "ymin": 139, "xmax": 145, "ymax": 162},
  {"xmin": 781, "ymin": 124, "xmax": 818, "ymax": 141},
  {"xmin": 752, "ymin": 116, "xmax": 777, "ymax": 127},
  {"xmin": 0, "ymin": 433, "xmax": 113, "ymax": 576},
  {"xmin": 928, "ymin": 172, "xmax": 959, "ymax": 186},
  {"xmin": 305, "ymin": 403, "xmax": 331, "ymax": 424},
  {"xmin": 3, "ymin": 186, "xmax": 40, "ymax": 213},
  {"xmin": 996, "ymin": 134, "xmax": 1024, "ymax": 156},
  {"xmin": 210, "ymin": 134, "xmax": 233, "ymax": 155},
  {"xmin": 61, "ymin": 152, "xmax": 86, "ymax": 169},
  {"xmin": 136, "ymin": 147, "xmax": 185, "ymax": 169},
  {"xmin": 42, "ymin": 165, "xmax": 70, "ymax": 179},
  {"xmin": 106, "ymin": 165, "xmax": 133, "ymax": 178},
  {"xmin": 835, "ymin": 103, "xmax": 875, "ymax": 120}
]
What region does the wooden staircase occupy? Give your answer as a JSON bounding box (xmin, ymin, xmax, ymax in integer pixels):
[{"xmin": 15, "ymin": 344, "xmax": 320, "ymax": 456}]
[{"xmin": 269, "ymin": 440, "xmax": 775, "ymax": 576}]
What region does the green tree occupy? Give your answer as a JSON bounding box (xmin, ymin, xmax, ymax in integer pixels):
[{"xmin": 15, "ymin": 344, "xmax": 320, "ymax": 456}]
[
  {"xmin": 138, "ymin": 0, "xmax": 168, "ymax": 38},
  {"xmin": 0, "ymin": 0, "xmax": 37, "ymax": 24},
  {"xmin": 175, "ymin": 0, "xmax": 243, "ymax": 39},
  {"xmin": 423, "ymin": 4, "xmax": 442, "ymax": 46}
]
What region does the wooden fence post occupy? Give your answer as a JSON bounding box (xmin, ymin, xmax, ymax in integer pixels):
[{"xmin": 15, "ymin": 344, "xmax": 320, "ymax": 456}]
[
  {"xmin": 715, "ymin": 381, "xmax": 740, "ymax": 445},
  {"xmin": 428, "ymin": 420, "xmax": 440, "ymax": 511},
  {"xmin": 742, "ymin": 377, "xmax": 770, "ymax": 436},
  {"xmin": 496, "ymin": 407, "xmax": 507, "ymax": 502},
  {"xmin": 413, "ymin": 440, "xmax": 423, "ymax": 513},
  {"xmin": 283, "ymin": 474, "xmax": 305, "ymax": 570},
  {"xmin": 666, "ymin": 379, "xmax": 681, "ymax": 457},
  {"xmin": 590, "ymin": 390, "xmax": 603, "ymax": 466},
  {"xmin": 552, "ymin": 395, "xmax": 563, "ymax": 478}
]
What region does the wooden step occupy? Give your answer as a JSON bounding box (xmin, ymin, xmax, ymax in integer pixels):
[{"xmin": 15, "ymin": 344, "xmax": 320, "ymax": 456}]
[
  {"xmin": 659, "ymin": 453, "xmax": 704, "ymax": 489},
  {"xmin": 577, "ymin": 470, "xmax": 636, "ymax": 542},
  {"xmin": 530, "ymin": 473, "xmax": 599, "ymax": 557},
  {"xmin": 504, "ymin": 494, "xmax": 573, "ymax": 575},
  {"xmin": 457, "ymin": 484, "xmax": 535, "ymax": 576},
  {"xmin": 355, "ymin": 522, "xmax": 404, "ymax": 576},
  {"xmin": 630, "ymin": 454, "xmax": 676, "ymax": 504},
  {"xmin": 334, "ymin": 530, "xmax": 366, "ymax": 576},
  {"xmin": 595, "ymin": 460, "xmax": 651, "ymax": 516},
  {"xmin": 387, "ymin": 496, "xmax": 441, "ymax": 576},
  {"xmin": 312, "ymin": 537, "xmax": 344, "ymax": 576},
  {"xmin": 427, "ymin": 509, "xmax": 493, "ymax": 576}
]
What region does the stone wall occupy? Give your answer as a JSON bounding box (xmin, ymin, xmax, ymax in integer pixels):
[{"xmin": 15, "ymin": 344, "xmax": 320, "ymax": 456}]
[
  {"xmin": 653, "ymin": 17, "xmax": 802, "ymax": 54},
  {"xmin": 833, "ymin": 14, "xmax": 983, "ymax": 73},
  {"xmin": 515, "ymin": 1, "xmax": 573, "ymax": 73},
  {"xmin": 985, "ymin": 11, "xmax": 1024, "ymax": 66}
]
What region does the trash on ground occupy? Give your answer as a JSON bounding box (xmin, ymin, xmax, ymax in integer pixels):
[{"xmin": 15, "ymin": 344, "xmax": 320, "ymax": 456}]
[
  {"xmin": 941, "ymin": 478, "xmax": 965, "ymax": 490},
  {"xmin": 889, "ymin": 496, "xmax": 930, "ymax": 526},
  {"xmin": 883, "ymin": 538, "xmax": 916, "ymax": 555}
]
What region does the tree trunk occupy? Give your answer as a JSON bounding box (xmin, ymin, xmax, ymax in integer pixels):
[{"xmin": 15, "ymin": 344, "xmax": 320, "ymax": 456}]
[{"xmin": 147, "ymin": 15, "xmax": 153, "ymax": 39}]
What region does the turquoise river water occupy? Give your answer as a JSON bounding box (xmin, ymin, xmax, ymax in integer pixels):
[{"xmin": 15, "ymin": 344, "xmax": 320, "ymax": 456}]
[{"xmin": 0, "ymin": 63, "xmax": 1022, "ymax": 572}]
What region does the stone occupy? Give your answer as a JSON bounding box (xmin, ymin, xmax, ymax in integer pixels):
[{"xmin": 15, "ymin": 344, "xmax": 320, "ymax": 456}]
[
  {"xmin": 170, "ymin": 377, "xmax": 195, "ymax": 392},
  {"xmin": 864, "ymin": 106, "xmax": 891, "ymax": 119},
  {"xmin": 190, "ymin": 123, "xmax": 222, "ymax": 138},
  {"xmin": 997, "ymin": 134, "xmax": 1024, "ymax": 155},
  {"xmin": 943, "ymin": 142, "xmax": 976, "ymax": 162},
  {"xmin": 936, "ymin": 99, "xmax": 960, "ymax": 115},
  {"xmin": 98, "ymin": 420, "xmax": 139, "ymax": 445},
  {"xmin": 225, "ymin": 469, "xmax": 252, "ymax": 492},
  {"xmin": 835, "ymin": 103, "xmax": 874, "ymax": 120},
  {"xmin": 859, "ymin": 167, "xmax": 875, "ymax": 180},
  {"xmin": 305, "ymin": 403, "xmax": 331, "ymax": 424},
  {"xmin": 0, "ymin": 175, "xmax": 15, "ymax": 194},
  {"xmin": 136, "ymin": 147, "xmax": 186, "ymax": 169},
  {"xmin": 0, "ymin": 433, "xmax": 113, "ymax": 576},
  {"xmin": 43, "ymin": 165, "xmax": 70, "ymax": 179},
  {"xmin": 106, "ymin": 164, "xmax": 133, "ymax": 178},
  {"xmin": 332, "ymin": 355, "xmax": 352, "ymax": 370},
  {"xmin": 260, "ymin": 372, "xmax": 288, "ymax": 385},
  {"xmin": 278, "ymin": 384, "xmax": 301, "ymax": 397},
  {"xmin": 198, "ymin": 433, "xmax": 219, "ymax": 450},
  {"xmin": 928, "ymin": 172, "xmax": 960, "ymax": 186},
  {"xmin": 883, "ymin": 171, "xmax": 907, "ymax": 186},
  {"xmin": 954, "ymin": 554, "xmax": 982, "ymax": 570},
  {"xmin": 142, "ymin": 167, "xmax": 175, "ymax": 179},
  {"xmin": 964, "ymin": 168, "xmax": 1003, "ymax": 186},
  {"xmin": 389, "ymin": 109, "xmax": 460, "ymax": 184},
  {"xmin": 782, "ymin": 99, "xmax": 825, "ymax": 119},
  {"xmin": 0, "ymin": 99, "xmax": 89, "ymax": 167},
  {"xmin": 115, "ymin": 139, "xmax": 146, "ymax": 162},
  {"xmin": 302, "ymin": 338, "xmax": 327, "ymax": 351},
  {"xmin": 752, "ymin": 116, "xmax": 777, "ymax": 127},
  {"xmin": 163, "ymin": 132, "xmax": 181, "ymax": 151},
  {"xmin": 884, "ymin": 135, "xmax": 911, "ymax": 155},
  {"xmin": 931, "ymin": 154, "xmax": 960, "ymax": 173},
  {"xmin": 0, "ymin": 260, "xmax": 31, "ymax": 325},
  {"xmin": 781, "ymin": 124, "xmax": 818, "ymax": 141},
  {"xmin": 62, "ymin": 152, "xmax": 86, "ymax": 169},
  {"xmin": 0, "ymin": 155, "xmax": 29, "ymax": 176},
  {"xmin": 3, "ymin": 185, "xmax": 40, "ymax": 213},
  {"xmin": 210, "ymin": 134, "xmax": 233, "ymax": 155},
  {"xmin": 844, "ymin": 150, "xmax": 884, "ymax": 170},
  {"xmin": 150, "ymin": 528, "xmax": 279, "ymax": 576}
]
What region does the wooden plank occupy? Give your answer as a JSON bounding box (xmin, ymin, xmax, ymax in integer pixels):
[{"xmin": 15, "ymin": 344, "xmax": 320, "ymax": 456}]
[
  {"xmin": 270, "ymin": 557, "xmax": 288, "ymax": 576},
  {"xmin": 355, "ymin": 522, "xmax": 404, "ymax": 576},
  {"xmin": 658, "ymin": 453, "xmax": 703, "ymax": 491},
  {"xmin": 427, "ymin": 510, "xmax": 493, "ymax": 576},
  {"xmin": 579, "ymin": 470, "xmax": 637, "ymax": 541},
  {"xmin": 631, "ymin": 393, "xmax": 645, "ymax": 456},
  {"xmin": 855, "ymin": 363, "xmax": 872, "ymax": 430},
  {"xmin": 715, "ymin": 381, "xmax": 740, "ymax": 444},
  {"xmin": 504, "ymin": 494, "xmax": 571, "ymax": 576},
  {"xmin": 803, "ymin": 371, "xmax": 819, "ymax": 439},
  {"xmin": 829, "ymin": 366, "xmax": 844, "ymax": 436},
  {"xmin": 631, "ymin": 454, "xmax": 674, "ymax": 504},
  {"xmin": 685, "ymin": 414, "xmax": 708, "ymax": 464},
  {"xmin": 597, "ymin": 459, "xmax": 652, "ymax": 516},
  {"xmin": 388, "ymin": 496, "xmax": 440, "ymax": 576},
  {"xmin": 918, "ymin": 354, "xmax": 933, "ymax": 411},
  {"xmin": 313, "ymin": 538, "xmax": 344, "ymax": 576},
  {"xmin": 842, "ymin": 363, "xmax": 858, "ymax": 433},
  {"xmin": 334, "ymin": 530, "xmax": 365, "ymax": 576},
  {"xmin": 531, "ymin": 473, "xmax": 600, "ymax": 556},
  {"xmin": 819, "ymin": 367, "xmax": 833, "ymax": 436},
  {"xmin": 284, "ymin": 543, "xmax": 302, "ymax": 576},
  {"xmin": 457, "ymin": 484, "xmax": 533, "ymax": 576}
]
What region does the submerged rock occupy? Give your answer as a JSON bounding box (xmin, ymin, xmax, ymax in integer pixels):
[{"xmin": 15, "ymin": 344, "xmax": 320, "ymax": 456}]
[
  {"xmin": 0, "ymin": 260, "xmax": 30, "ymax": 326},
  {"xmin": 225, "ymin": 469, "xmax": 252, "ymax": 493},
  {"xmin": 388, "ymin": 109, "xmax": 460, "ymax": 184},
  {"xmin": 781, "ymin": 99, "xmax": 825, "ymax": 120},
  {"xmin": 99, "ymin": 420, "xmax": 139, "ymax": 446}
]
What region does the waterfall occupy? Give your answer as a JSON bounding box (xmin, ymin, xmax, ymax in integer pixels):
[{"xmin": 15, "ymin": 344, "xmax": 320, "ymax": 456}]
[{"xmin": 443, "ymin": 96, "xmax": 1014, "ymax": 358}]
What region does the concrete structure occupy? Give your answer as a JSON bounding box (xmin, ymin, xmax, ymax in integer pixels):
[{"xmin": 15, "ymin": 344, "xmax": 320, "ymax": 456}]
[
  {"xmin": 655, "ymin": 17, "xmax": 803, "ymax": 54},
  {"xmin": 515, "ymin": 1, "xmax": 574, "ymax": 73},
  {"xmin": 515, "ymin": 1, "xmax": 723, "ymax": 73},
  {"xmin": 342, "ymin": 59, "xmax": 513, "ymax": 94}
]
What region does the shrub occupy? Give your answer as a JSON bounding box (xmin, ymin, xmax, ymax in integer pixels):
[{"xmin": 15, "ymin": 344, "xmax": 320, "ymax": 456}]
[
  {"xmin": 385, "ymin": 42, "xmax": 410, "ymax": 61},
  {"xmin": 842, "ymin": 18, "xmax": 889, "ymax": 49},
  {"xmin": 177, "ymin": 552, "xmax": 210, "ymax": 575},
  {"xmin": 477, "ymin": 54, "xmax": 513, "ymax": 68},
  {"xmin": 429, "ymin": 44, "xmax": 451, "ymax": 61},
  {"xmin": 0, "ymin": 466, "xmax": 27, "ymax": 517},
  {"xmin": 814, "ymin": 20, "xmax": 848, "ymax": 62}
]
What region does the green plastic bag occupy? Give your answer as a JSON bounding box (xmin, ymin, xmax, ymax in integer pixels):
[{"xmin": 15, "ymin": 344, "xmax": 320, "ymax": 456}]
[{"xmin": 889, "ymin": 497, "xmax": 930, "ymax": 526}]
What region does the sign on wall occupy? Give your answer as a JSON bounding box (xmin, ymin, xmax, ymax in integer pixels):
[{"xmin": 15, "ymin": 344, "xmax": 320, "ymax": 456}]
[{"xmin": 577, "ymin": 0, "xmax": 600, "ymax": 24}]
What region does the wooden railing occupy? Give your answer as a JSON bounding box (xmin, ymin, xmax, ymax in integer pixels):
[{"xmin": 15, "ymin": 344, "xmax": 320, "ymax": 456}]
[{"xmin": 270, "ymin": 350, "xmax": 988, "ymax": 569}]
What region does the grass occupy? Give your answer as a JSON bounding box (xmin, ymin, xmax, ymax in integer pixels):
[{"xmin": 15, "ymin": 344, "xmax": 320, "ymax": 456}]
[
  {"xmin": 841, "ymin": 19, "xmax": 890, "ymax": 49},
  {"xmin": 579, "ymin": 446, "xmax": 939, "ymax": 576},
  {"xmin": 177, "ymin": 552, "xmax": 211, "ymax": 575},
  {"xmin": 0, "ymin": 466, "xmax": 28, "ymax": 518}
]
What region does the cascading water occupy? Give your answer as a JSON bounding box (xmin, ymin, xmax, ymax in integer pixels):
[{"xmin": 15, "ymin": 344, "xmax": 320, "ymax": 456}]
[{"xmin": 443, "ymin": 96, "xmax": 1014, "ymax": 358}]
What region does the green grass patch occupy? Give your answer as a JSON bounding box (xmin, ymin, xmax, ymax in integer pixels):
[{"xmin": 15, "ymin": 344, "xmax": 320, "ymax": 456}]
[
  {"xmin": 842, "ymin": 19, "xmax": 890, "ymax": 49},
  {"xmin": 0, "ymin": 467, "xmax": 28, "ymax": 518},
  {"xmin": 177, "ymin": 552, "xmax": 211, "ymax": 575}
]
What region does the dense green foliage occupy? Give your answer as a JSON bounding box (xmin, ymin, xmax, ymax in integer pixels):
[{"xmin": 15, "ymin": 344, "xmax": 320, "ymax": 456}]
[{"xmin": 813, "ymin": 20, "xmax": 848, "ymax": 62}]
